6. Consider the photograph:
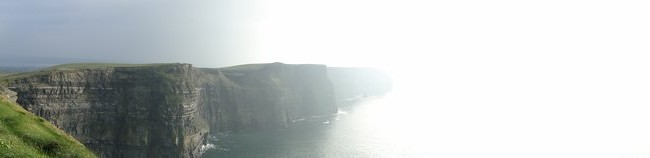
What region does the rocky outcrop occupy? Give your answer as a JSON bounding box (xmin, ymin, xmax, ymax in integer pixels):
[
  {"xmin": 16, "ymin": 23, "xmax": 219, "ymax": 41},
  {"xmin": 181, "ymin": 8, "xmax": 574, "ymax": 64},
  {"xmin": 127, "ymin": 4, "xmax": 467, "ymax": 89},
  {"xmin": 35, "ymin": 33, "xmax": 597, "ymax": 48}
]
[
  {"xmin": 4, "ymin": 63, "xmax": 347, "ymax": 157},
  {"xmin": 0, "ymin": 85, "xmax": 17, "ymax": 102}
]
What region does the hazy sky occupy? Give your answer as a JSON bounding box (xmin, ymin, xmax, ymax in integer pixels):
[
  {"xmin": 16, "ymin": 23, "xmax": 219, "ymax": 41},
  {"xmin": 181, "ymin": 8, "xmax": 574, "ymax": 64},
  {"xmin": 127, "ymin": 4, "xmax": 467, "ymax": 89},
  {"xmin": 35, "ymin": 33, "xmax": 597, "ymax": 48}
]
[
  {"xmin": 1, "ymin": 0, "xmax": 649, "ymax": 68},
  {"xmin": 0, "ymin": 0, "xmax": 255, "ymax": 67}
]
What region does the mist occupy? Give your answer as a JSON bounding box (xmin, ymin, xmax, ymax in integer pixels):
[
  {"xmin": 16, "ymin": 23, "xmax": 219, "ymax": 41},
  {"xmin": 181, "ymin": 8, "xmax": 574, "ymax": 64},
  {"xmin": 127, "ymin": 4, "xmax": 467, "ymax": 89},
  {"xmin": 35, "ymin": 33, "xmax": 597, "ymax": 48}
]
[{"xmin": 2, "ymin": 0, "xmax": 650, "ymax": 69}]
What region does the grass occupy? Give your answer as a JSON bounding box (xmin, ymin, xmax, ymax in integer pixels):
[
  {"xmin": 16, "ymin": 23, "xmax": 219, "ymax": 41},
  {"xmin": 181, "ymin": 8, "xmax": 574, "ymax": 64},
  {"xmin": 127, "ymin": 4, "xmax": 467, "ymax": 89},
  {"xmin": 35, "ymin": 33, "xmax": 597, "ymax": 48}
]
[
  {"xmin": 1, "ymin": 62, "xmax": 290, "ymax": 83},
  {"xmin": 46, "ymin": 63, "xmax": 174, "ymax": 70},
  {"xmin": 0, "ymin": 97, "xmax": 97, "ymax": 158},
  {"xmin": 219, "ymin": 63, "xmax": 272, "ymax": 71},
  {"xmin": 219, "ymin": 62, "xmax": 327, "ymax": 72},
  {"xmin": 0, "ymin": 63, "xmax": 181, "ymax": 84}
]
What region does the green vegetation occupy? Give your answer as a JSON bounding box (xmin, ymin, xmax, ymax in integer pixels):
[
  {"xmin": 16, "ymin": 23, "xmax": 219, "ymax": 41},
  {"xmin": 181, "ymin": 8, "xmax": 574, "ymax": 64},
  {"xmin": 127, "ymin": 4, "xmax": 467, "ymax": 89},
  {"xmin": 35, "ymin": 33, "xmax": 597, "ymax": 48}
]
[
  {"xmin": 219, "ymin": 62, "xmax": 324, "ymax": 72},
  {"xmin": 0, "ymin": 63, "xmax": 179, "ymax": 84},
  {"xmin": 0, "ymin": 67, "xmax": 40, "ymax": 76},
  {"xmin": 0, "ymin": 98, "xmax": 97, "ymax": 158},
  {"xmin": 219, "ymin": 63, "xmax": 270, "ymax": 71},
  {"xmin": 47, "ymin": 63, "xmax": 174, "ymax": 70}
]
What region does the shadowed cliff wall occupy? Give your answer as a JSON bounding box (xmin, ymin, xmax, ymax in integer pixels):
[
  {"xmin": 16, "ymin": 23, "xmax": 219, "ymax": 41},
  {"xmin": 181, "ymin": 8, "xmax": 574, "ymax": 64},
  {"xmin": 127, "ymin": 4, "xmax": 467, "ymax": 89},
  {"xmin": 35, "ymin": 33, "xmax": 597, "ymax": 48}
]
[{"xmin": 199, "ymin": 63, "xmax": 337, "ymax": 132}]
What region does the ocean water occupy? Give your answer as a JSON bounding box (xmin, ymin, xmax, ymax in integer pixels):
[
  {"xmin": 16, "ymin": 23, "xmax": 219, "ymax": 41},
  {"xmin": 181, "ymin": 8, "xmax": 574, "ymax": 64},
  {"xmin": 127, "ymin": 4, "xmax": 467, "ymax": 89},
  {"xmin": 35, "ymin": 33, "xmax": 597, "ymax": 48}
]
[
  {"xmin": 201, "ymin": 87, "xmax": 650, "ymax": 158},
  {"xmin": 201, "ymin": 91, "xmax": 434, "ymax": 158}
]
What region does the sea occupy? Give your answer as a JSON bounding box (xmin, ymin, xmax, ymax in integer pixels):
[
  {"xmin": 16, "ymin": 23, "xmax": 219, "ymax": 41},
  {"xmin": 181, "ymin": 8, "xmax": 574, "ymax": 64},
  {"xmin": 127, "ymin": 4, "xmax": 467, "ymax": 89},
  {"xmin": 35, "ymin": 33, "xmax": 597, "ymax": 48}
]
[
  {"xmin": 200, "ymin": 90, "xmax": 437, "ymax": 158},
  {"xmin": 201, "ymin": 85, "xmax": 650, "ymax": 158}
]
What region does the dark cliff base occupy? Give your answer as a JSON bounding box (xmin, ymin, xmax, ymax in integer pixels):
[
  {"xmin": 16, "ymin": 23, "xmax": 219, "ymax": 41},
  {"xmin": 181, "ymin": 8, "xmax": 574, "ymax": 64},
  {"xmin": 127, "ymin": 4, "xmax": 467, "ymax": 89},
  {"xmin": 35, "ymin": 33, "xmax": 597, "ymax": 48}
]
[{"xmin": 1, "ymin": 63, "xmax": 391, "ymax": 158}]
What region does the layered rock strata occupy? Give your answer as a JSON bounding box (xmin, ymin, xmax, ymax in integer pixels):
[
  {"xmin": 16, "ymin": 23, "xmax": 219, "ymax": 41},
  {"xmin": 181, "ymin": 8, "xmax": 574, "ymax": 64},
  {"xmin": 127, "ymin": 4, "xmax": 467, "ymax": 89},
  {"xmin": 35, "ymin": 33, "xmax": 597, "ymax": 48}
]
[
  {"xmin": 8, "ymin": 64, "xmax": 207, "ymax": 158},
  {"xmin": 5, "ymin": 63, "xmax": 358, "ymax": 157},
  {"xmin": 199, "ymin": 63, "xmax": 337, "ymax": 132}
]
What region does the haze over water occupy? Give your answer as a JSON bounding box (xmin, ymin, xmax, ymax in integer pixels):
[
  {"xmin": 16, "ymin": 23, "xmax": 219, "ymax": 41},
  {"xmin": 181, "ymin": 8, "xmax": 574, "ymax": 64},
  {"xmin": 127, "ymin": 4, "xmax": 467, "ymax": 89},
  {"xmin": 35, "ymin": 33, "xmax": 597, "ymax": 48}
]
[
  {"xmin": 203, "ymin": 65, "xmax": 650, "ymax": 158},
  {"xmin": 201, "ymin": 90, "xmax": 434, "ymax": 158}
]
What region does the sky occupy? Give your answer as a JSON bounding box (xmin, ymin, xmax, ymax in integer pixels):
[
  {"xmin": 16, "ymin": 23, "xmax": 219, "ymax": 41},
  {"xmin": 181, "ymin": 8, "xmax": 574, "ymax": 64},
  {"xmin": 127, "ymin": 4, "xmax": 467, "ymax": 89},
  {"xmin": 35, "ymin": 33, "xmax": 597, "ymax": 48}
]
[
  {"xmin": 1, "ymin": 0, "xmax": 649, "ymax": 68},
  {"xmin": 0, "ymin": 0, "xmax": 252, "ymax": 67}
]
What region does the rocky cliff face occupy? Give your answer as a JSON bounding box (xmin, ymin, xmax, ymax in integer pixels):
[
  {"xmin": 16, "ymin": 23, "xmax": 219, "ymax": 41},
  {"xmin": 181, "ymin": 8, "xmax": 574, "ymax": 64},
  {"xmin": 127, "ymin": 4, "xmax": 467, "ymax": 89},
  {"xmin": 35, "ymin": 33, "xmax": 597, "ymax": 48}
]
[
  {"xmin": 199, "ymin": 63, "xmax": 337, "ymax": 131},
  {"xmin": 4, "ymin": 63, "xmax": 344, "ymax": 157},
  {"xmin": 0, "ymin": 92, "xmax": 97, "ymax": 158},
  {"xmin": 8, "ymin": 64, "xmax": 207, "ymax": 158}
]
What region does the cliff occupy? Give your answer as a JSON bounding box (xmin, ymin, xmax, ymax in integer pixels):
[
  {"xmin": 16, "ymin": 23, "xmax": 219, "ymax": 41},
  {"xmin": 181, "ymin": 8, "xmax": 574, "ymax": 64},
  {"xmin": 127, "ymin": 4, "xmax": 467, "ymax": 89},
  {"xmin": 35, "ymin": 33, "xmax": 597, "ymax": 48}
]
[
  {"xmin": 0, "ymin": 86, "xmax": 97, "ymax": 158},
  {"xmin": 327, "ymin": 67, "xmax": 393, "ymax": 104},
  {"xmin": 2, "ymin": 62, "xmax": 347, "ymax": 157},
  {"xmin": 5, "ymin": 64, "xmax": 207, "ymax": 158},
  {"xmin": 200, "ymin": 63, "xmax": 337, "ymax": 131}
]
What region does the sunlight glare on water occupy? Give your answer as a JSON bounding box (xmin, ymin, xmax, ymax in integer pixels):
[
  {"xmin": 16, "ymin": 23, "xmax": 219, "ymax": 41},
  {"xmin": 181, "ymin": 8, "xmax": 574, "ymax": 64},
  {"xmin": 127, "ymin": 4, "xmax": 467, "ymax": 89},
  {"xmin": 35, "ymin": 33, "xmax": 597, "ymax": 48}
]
[{"xmin": 384, "ymin": 57, "xmax": 650, "ymax": 158}]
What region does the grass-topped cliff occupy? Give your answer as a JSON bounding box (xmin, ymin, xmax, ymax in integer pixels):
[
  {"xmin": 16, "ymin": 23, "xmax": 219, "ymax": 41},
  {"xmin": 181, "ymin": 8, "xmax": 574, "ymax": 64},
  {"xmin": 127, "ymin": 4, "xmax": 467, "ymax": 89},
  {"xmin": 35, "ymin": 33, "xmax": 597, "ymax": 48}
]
[
  {"xmin": 0, "ymin": 93, "xmax": 97, "ymax": 158},
  {"xmin": 0, "ymin": 63, "xmax": 178, "ymax": 83}
]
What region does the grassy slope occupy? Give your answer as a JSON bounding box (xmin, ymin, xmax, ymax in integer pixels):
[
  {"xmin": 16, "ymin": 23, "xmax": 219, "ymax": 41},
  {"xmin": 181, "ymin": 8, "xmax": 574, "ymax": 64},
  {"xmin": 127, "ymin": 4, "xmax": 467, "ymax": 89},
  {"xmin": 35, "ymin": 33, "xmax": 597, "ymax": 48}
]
[{"xmin": 0, "ymin": 98, "xmax": 97, "ymax": 158}]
